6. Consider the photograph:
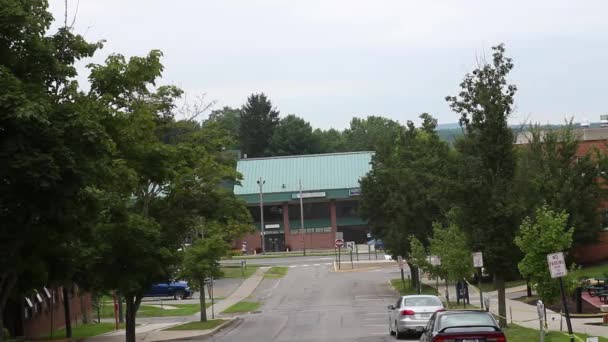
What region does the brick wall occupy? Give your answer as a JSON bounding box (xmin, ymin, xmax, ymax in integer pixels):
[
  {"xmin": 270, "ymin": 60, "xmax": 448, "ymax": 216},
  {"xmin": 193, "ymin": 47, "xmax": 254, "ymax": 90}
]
[{"xmin": 574, "ymin": 231, "xmax": 608, "ymax": 265}]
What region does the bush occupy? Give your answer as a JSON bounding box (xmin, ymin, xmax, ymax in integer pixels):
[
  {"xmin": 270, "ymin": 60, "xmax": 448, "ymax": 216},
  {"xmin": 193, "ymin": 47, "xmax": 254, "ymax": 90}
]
[{"xmin": 227, "ymin": 249, "xmax": 242, "ymax": 257}]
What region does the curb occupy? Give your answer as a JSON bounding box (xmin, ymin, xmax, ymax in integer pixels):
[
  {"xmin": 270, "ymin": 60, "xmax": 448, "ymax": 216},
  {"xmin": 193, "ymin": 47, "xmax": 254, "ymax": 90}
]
[{"xmin": 161, "ymin": 318, "xmax": 242, "ymax": 341}]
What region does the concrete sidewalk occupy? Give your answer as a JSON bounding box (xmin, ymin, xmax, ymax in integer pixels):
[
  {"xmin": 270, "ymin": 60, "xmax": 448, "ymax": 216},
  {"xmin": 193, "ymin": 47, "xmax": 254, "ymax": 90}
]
[
  {"xmin": 424, "ymin": 277, "xmax": 608, "ymax": 337},
  {"xmin": 86, "ymin": 267, "xmax": 268, "ymax": 341}
]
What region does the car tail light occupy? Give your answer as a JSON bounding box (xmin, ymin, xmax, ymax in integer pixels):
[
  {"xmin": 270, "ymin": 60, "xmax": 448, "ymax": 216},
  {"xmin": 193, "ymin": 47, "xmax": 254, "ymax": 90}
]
[
  {"xmin": 433, "ymin": 333, "xmax": 505, "ymax": 342},
  {"xmin": 400, "ymin": 309, "xmax": 415, "ymax": 316},
  {"xmin": 436, "ymin": 308, "xmax": 446, "ymax": 312}
]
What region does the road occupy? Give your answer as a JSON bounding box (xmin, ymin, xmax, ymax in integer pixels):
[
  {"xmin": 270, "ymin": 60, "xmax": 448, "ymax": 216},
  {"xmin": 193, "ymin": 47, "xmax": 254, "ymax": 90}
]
[{"xmin": 188, "ymin": 262, "xmax": 419, "ymax": 342}]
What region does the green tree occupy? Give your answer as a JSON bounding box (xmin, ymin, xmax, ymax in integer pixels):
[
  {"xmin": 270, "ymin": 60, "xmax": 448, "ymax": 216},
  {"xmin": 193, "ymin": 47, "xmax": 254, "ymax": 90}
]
[
  {"xmin": 0, "ymin": 1, "xmax": 107, "ymax": 339},
  {"xmin": 343, "ymin": 116, "xmax": 402, "ymax": 155},
  {"xmin": 516, "ymin": 122, "xmax": 606, "ymax": 246},
  {"xmin": 514, "ymin": 206, "xmax": 577, "ymax": 303},
  {"xmin": 239, "ymin": 93, "xmax": 280, "ymax": 157},
  {"xmin": 267, "ymin": 114, "xmax": 321, "ymax": 156},
  {"xmin": 446, "ymin": 44, "xmax": 520, "ymax": 326},
  {"xmin": 180, "ymin": 235, "xmax": 229, "ymax": 322},
  {"xmin": 408, "ymin": 236, "xmax": 431, "ymax": 291},
  {"xmin": 313, "ymin": 128, "xmax": 347, "ymax": 153},
  {"xmin": 204, "ymin": 106, "xmax": 241, "ymax": 149}
]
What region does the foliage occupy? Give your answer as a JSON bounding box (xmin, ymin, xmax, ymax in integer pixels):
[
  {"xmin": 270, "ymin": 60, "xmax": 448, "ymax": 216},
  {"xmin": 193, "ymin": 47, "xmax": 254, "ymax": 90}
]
[
  {"xmin": 239, "ymin": 93, "xmax": 280, "ymax": 157},
  {"xmin": 313, "ymin": 128, "xmax": 347, "ymax": 153},
  {"xmin": 268, "ymin": 114, "xmax": 321, "ymax": 156},
  {"xmin": 514, "ymin": 205, "xmax": 577, "ymax": 304},
  {"xmin": 204, "ymin": 106, "xmax": 241, "ymax": 149},
  {"xmin": 181, "ymin": 236, "xmax": 228, "ymax": 288},
  {"xmin": 408, "ymin": 236, "xmax": 430, "ymax": 271},
  {"xmin": 343, "ymin": 116, "xmax": 403, "ymax": 155},
  {"xmin": 445, "ymin": 44, "xmax": 520, "ymax": 326},
  {"xmin": 429, "ymin": 221, "xmax": 474, "ymax": 283},
  {"xmin": 516, "ymin": 122, "xmax": 607, "ymax": 246}
]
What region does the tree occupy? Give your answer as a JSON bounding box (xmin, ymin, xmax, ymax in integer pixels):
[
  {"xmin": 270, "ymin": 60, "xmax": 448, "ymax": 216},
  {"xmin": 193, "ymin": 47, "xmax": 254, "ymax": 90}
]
[
  {"xmin": 343, "ymin": 116, "xmax": 402, "ymax": 155},
  {"xmin": 0, "ymin": 1, "xmax": 107, "ymax": 340},
  {"xmin": 516, "ymin": 122, "xmax": 606, "ymax": 246},
  {"xmin": 180, "ymin": 235, "xmax": 229, "ymax": 322},
  {"xmin": 408, "ymin": 236, "xmax": 431, "ymax": 291},
  {"xmin": 446, "ymin": 44, "xmax": 520, "ymax": 327},
  {"xmin": 239, "ymin": 93, "xmax": 280, "ymax": 157},
  {"xmin": 360, "ymin": 114, "xmax": 453, "ymax": 290},
  {"xmin": 313, "ymin": 128, "xmax": 347, "ymax": 153},
  {"xmin": 204, "ymin": 106, "xmax": 241, "ymax": 149},
  {"xmin": 267, "ymin": 114, "xmax": 321, "ymax": 156},
  {"xmin": 514, "ymin": 206, "xmax": 577, "ymax": 304}
]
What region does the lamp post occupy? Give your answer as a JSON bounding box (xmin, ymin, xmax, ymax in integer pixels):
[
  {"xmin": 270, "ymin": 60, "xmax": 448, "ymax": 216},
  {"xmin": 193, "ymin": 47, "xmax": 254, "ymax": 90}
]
[
  {"xmin": 257, "ymin": 177, "xmax": 266, "ymax": 254},
  {"xmin": 299, "ymin": 179, "xmax": 306, "ymax": 256}
]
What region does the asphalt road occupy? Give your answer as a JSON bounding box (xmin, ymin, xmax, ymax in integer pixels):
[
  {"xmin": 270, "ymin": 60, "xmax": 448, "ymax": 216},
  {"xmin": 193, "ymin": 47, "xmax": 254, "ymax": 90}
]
[{"xmin": 190, "ymin": 263, "xmax": 419, "ymax": 342}]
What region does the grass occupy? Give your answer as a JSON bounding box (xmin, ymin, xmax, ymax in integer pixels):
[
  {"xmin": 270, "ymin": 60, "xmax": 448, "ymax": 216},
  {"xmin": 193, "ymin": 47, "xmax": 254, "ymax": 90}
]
[
  {"xmin": 446, "ymin": 301, "xmax": 479, "ymax": 310},
  {"xmin": 165, "ymin": 319, "xmax": 226, "ymax": 331},
  {"xmin": 221, "ymin": 301, "xmax": 260, "ymax": 314},
  {"xmin": 478, "ymin": 279, "xmax": 527, "ymax": 293},
  {"xmin": 264, "ymin": 266, "xmax": 288, "ymax": 278},
  {"xmin": 99, "ymin": 302, "xmax": 202, "ymax": 318},
  {"xmin": 219, "ymin": 265, "xmax": 259, "ymax": 278},
  {"xmin": 390, "ymin": 278, "xmax": 438, "ymax": 296},
  {"xmin": 42, "ymin": 323, "xmax": 121, "ymax": 340},
  {"xmin": 503, "ymin": 324, "xmax": 608, "ymax": 341},
  {"xmin": 574, "ymin": 263, "xmax": 608, "ymax": 279}
]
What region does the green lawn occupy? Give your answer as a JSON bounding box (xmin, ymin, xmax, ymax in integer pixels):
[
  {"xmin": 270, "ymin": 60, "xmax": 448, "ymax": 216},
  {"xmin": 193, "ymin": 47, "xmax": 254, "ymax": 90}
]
[
  {"xmin": 220, "ymin": 265, "xmax": 259, "ymax": 278},
  {"xmin": 574, "ymin": 263, "xmax": 608, "ymax": 279},
  {"xmin": 264, "ymin": 266, "xmax": 288, "ymax": 278},
  {"xmin": 99, "ymin": 302, "xmax": 202, "ymax": 318},
  {"xmin": 165, "ymin": 319, "xmax": 226, "ymax": 331},
  {"xmin": 446, "ymin": 301, "xmax": 479, "ymax": 310},
  {"xmin": 390, "ymin": 278, "xmax": 438, "ymax": 296},
  {"xmin": 504, "ymin": 324, "xmax": 608, "ymax": 341},
  {"xmin": 478, "ymin": 279, "xmax": 527, "ymax": 293},
  {"xmin": 42, "ymin": 323, "xmax": 121, "ymax": 340},
  {"xmin": 221, "ymin": 301, "xmax": 260, "ymax": 314}
]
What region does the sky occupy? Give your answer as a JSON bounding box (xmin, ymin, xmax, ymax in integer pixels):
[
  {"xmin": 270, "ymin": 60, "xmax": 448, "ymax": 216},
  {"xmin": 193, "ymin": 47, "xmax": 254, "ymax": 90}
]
[{"xmin": 48, "ymin": 0, "xmax": 608, "ymax": 130}]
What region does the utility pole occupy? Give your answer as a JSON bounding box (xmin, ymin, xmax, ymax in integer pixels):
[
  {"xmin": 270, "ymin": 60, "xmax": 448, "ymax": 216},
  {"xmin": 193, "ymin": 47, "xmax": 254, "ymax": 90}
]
[
  {"xmin": 299, "ymin": 179, "xmax": 306, "ymax": 256},
  {"xmin": 257, "ymin": 177, "xmax": 266, "ymax": 254}
]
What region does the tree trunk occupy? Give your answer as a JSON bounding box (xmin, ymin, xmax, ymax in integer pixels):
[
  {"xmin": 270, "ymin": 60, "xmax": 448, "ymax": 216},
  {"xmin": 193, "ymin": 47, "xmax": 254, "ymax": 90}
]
[
  {"xmin": 199, "ymin": 279, "xmax": 207, "ymax": 322},
  {"xmin": 495, "ymin": 274, "xmax": 507, "ymax": 327},
  {"xmin": 444, "ymin": 278, "xmax": 450, "ymax": 304},
  {"xmin": 409, "ymin": 263, "xmax": 418, "ymax": 289},
  {"xmin": 118, "ymin": 295, "xmax": 124, "ymax": 323},
  {"xmin": 124, "ymin": 295, "xmax": 139, "ymax": 342},
  {"xmin": 62, "ymin": 287, "xmax": 72, "ymax": 338}
]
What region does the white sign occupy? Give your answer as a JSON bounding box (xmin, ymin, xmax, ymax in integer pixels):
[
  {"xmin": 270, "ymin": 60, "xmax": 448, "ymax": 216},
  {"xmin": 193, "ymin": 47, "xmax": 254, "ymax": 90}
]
[
  {"xmin": 547, "ymin": 252, "xmax": 568, "ymax": 278},
  {"xmin": 335, "ymin": 232, "xmax": 344, "ymax": 240},
  {"xmin": 473, "ymin": 252, "xmax": 484, "ymax": 268},
  {"xmin": 292, "ymin": 191, "xmax": 326, "ymax": 199},
  {"xmin": 397, "ymin": 256, "xmax": 404, "ymax": 269},
  {"xmin": 346, "ymin": 241, "xmax": 355, "ymax": 251},
  {"xmin": 429, "ymin": 255, "xmax": 441, "ymax": 266},
  {"xmin": 587, "ymin": 337, "xmax": 598, "ymax": 342},
  {"xmin": 265, "ymin": 223, "xmax": 280, "ymax": 229}
]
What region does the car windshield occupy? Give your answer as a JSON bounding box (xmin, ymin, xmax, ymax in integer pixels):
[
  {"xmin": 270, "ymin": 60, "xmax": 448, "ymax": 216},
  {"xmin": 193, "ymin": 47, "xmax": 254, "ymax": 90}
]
[
  {"xmin": 438, "ymin": 313, "xmax": 496, "ymax": 330},
  {"xmin": 403, "ymin": 297, "xmax": 442, "ymax": 307}
]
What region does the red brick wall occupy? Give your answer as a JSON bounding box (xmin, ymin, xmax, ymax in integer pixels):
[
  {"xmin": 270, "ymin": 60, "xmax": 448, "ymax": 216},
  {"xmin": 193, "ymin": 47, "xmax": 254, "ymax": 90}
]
[{"xmin": 574, "ymin": 231, "xmax": 608, "ymax": 265}]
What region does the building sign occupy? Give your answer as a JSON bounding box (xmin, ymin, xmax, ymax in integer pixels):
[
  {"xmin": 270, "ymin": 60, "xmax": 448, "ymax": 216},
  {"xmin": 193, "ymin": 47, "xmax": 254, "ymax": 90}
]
[
  {"xmin": 265, "ymin": 223, "xmax": 280, "ymax": 229},
  {"xmin": 547, "ymin": 252, "xmax": 567, "ymax": 278},
  {"xmin": 349, "ymin": 188, "xmax": 361, "ymax": 196},
  {"xmin": 292, "ymin": 191, "xmax": 327, "ymax": 199}
]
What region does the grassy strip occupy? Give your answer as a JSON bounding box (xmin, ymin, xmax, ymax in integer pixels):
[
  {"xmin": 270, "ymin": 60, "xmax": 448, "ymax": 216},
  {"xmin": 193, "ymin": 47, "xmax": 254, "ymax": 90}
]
[
  {"xmin": 446, "ymin": 301, "xmax": 479, "ymax": 310},
  {"xmin": 219, "ymin": 265, "xmax": 259, "ymax": 278},
  {"xmin": 221, "ymin": 301, "xmax": 260, "ymax": 314},
  {"xmin": 504, "ymin": 324, "xmax": 608, "ymax": 341},
  {"xmin": 264, "ymin": 266, "xmax": 288, "ymax": 278},
  {"xmin": 42, "ymin": 323, "xmax": 121, "ymax": 340},
  {"xmin": 390, "ymin": 278, "xmax": 438, "ymax": 296},
  {"xmin": 574, "ymin": 263, "xmax": 608, "ymax": 279},
  {"xmin": 165, "ymin": 319, "xmax": 226, "ymax": 331},
  {"xmin": 98, "ymin": 303, "xmax": 202, "ymax": 318}
]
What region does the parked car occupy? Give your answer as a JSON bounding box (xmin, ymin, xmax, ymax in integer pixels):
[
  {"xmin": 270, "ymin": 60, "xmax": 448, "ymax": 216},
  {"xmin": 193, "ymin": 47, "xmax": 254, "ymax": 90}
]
[
  {"xmin": 388, "ymin": 295, "xmax": 445, "ymax": 339},
  {"xmin": 419, "ymin": 310, "xmax": 506, "ymax": 342},
  {"xmin": 144, "ymin": 281, "xmax": 192, "ymax": 300}
]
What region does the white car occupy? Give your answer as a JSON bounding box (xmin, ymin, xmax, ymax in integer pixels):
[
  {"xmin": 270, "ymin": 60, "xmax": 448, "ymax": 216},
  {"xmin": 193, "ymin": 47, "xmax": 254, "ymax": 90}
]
[{"xmin": 388, "ymin": 295, "xmax": 445, "ymax": 339}]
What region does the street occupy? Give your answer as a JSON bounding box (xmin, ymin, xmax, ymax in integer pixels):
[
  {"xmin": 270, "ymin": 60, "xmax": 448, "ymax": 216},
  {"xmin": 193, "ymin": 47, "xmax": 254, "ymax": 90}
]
[{"xmin": 187, "ymin": 261, "xmax": 418, "ymax": 342}]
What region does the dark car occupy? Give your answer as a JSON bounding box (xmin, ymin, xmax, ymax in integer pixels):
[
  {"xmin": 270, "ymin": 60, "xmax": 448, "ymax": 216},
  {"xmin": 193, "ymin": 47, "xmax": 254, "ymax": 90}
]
[
  {"xmin": 419, "ymin": 310, "xmax": 506, "ymax": 342},
  {"xmin": 144, "ymin": 281, "xmax": 192, "ymax": 300}
]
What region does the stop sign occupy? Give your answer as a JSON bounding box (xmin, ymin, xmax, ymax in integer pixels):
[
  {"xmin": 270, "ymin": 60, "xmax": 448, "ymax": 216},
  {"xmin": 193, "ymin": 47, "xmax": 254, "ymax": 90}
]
[{"xmin": 335, "ymin": 239, "xmax": 344, "ymax": 248}]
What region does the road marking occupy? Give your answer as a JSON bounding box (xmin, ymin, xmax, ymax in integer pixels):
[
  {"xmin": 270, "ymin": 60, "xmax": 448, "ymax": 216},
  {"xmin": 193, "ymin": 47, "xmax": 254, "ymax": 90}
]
[
  {"xmin": 363, "ymin": 324, "xmax": 386, "ymax": 327},
  {"xmin": 272, "ymin": 279, "xmax": 282, "ymax": 290},
  {"xmin": 324, "ymin": 263, "xmax": 332, "ymax": 265},
  {"xmin": 289, "ymin": 265, "xmax": 297, "ymax": 268},
  {"xmin": 302, "ymin": 264, "xmax": 310, "ymax": 267},
  {"xmin": 370, "ymin": 332, "xmax": 387, "ymax": 335},
  {"xmin": 314, "ymin": 263, "xmax": 320, "ymax": 266}
]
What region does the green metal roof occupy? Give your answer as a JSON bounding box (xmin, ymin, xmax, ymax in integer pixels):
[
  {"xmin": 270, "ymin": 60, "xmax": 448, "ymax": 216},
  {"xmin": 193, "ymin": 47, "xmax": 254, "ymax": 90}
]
[{"xmin": 234, "ymin": 152, "xmax": 374, "ymax": 196}]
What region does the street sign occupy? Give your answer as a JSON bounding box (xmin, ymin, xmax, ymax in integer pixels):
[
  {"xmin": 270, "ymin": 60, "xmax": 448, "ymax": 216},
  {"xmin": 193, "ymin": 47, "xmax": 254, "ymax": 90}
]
[
  {"xmin": 346, "ymin": 241, "xmax": 355, "ymax": 251},
  {"xmin": 335, "ymin": 239, "xmax": 344, "ymax": 248},
  {"xmin": 472, "ymin": 252, "xmax": 484, "ymax": 268},
  {"xmin": 366, "ymin": 232, "xmax": 372, "ymax": 239},
  {"xmin": 429, "ymin": 255, "xmax": 441, "ymax": 266},
  {"xmin": 335, "ymin": 232, "xmax": 344, "ymax": 240},
  {"xmin": 587, "ymin": 337, "xmax": 598, "ymax": 342},
  {"xmin": 547, "ymin": 252, "xmax": 568, "ymax": 278},
  {"xmin": 397, "ymin": 256, "xmax": 404, "ymax": 269}
]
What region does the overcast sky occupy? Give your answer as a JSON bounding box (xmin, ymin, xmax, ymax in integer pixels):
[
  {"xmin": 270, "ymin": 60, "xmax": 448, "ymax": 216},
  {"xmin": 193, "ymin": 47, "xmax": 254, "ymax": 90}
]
[{"xmin": 49, "ymin": 0, "xmax": 608, "ymax": 129}]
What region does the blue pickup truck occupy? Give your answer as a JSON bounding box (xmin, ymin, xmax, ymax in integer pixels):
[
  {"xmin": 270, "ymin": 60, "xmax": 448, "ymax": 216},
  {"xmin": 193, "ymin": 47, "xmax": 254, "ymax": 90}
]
[{"xmin": 144, "ymin": 281, "xmax": 192, "ymax": 300}]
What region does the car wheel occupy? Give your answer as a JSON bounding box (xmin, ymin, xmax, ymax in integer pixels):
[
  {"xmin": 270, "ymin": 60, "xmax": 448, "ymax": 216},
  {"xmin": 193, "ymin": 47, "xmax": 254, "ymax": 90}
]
[
  {"xmin": 389, "ymin": 320, "xmax": 395, "ymax": 336},
  {"xmin": 173, "ymin": 290, "xmax": 185, "ymax": 300},
  {"xmin": 394, "ymin": 322, "xmax": 403, "ymax": 340}
]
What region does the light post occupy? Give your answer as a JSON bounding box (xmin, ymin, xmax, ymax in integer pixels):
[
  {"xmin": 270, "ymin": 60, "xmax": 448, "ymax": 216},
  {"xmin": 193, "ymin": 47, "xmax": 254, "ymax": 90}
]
[
  {"xmin": 299, "ymin": 179, "xmax": 306, "ymax": 256},
  {"xmin": 257, "ymin": 177, "xmax": 266, "ymax": 254}
]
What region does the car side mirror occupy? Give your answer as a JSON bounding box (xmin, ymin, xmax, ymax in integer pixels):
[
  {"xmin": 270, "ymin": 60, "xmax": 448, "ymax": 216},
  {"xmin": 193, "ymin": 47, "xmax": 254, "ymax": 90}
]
[{"xmin": 387, "ymin": 305, "xmax": 394, "ymax": 310}]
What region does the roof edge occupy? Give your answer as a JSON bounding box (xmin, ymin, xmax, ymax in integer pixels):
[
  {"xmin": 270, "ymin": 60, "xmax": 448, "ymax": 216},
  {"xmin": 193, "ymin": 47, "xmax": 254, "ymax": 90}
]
[{"xmin": 239, "ymin": 151, "xmax": 375, "ymax": 162}]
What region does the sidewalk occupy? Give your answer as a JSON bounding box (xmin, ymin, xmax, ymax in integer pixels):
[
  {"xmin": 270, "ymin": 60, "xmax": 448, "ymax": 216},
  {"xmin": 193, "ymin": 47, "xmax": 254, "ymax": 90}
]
[
  {"xmin": 86, "ymin": 267, "xmax": 268, "ymax": 341},
  {"xmin": 423, "ymin": 277, "xmax": 608, "ymax": 337}
]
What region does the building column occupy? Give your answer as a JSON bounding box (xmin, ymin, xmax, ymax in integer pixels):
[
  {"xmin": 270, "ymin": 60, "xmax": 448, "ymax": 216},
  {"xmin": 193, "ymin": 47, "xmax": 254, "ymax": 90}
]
[{"xmin": 282, "ymin": 202, "xmax": 290, "ymax": 251}]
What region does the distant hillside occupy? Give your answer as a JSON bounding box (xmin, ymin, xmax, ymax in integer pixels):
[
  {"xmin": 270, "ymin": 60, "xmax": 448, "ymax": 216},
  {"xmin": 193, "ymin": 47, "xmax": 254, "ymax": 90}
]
[{"xmin": 436, "ymin": 122, "xmax": 461, "ymax": 130}]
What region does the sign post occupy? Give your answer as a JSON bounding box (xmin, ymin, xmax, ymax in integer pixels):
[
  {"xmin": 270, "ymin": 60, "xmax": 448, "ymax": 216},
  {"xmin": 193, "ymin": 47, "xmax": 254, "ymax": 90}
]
[
  {"xmin": 335, "ymin": 239, "xmax": 344, "ymax": 270},
  {"xmin": 397, "ymin": 256, "xmax": 405, "ymax": 289},
  {"xmin": 547, "ymin": 252, "xmax": 574, "ymax": 342},
  {"xmin": 472, "ymin": 252, "xmax": 484, "ymax": 310}
]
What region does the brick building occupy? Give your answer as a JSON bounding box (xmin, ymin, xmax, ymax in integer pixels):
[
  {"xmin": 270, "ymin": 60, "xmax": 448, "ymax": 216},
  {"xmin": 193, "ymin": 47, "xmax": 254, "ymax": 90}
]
[{"xmin": 233, "ymin": 152, "xmax": 373, "ymax": 253}]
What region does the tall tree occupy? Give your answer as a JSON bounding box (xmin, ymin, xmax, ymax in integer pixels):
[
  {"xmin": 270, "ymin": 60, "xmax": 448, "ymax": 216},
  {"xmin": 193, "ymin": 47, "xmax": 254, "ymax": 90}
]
[
  {"xmin": 446, "ymin": 44, "xmax": 520, "ymax": 327},
  {"xmin": 313, "ymin": 128, "xmax": 347, "ymax": 153},
  {"xmin": 239, "ymin": 93, "xmax": 279, "ymax": 157},
  {"xmin": 343, "ymin": 116, "xmax": 403, "ymax": 155},
  {"xmin": 204, "ymin": 106, "xmax": 241, "ymax": 149},
  {"xmin": 0, "ymin": 1, "xmax": 107, "ymax": 340},
  {"xmin": 267, "ymin": 114, "xmax": 321, "ymax": 156}
]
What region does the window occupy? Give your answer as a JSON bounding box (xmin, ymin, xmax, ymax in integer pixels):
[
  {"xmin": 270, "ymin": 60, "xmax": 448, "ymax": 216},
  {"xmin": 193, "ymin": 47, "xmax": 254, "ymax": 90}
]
[
  {"xmin": 438, "ymin": 313, "xmax": 496, "ymax": 330},
  {"xmin": 403, "ymin": 297, "xmax": 442, "ymax": 307},
  {"xmin": 289, "ymin": 202, "xmax": 329, "ymax": 220},
  {"xmin": 336, "ymin": 201, "xmax": 359, "ymax": 217},
  {"xmin": 249, "ymin": 205, "xmax": 283, "ymax": 223}
]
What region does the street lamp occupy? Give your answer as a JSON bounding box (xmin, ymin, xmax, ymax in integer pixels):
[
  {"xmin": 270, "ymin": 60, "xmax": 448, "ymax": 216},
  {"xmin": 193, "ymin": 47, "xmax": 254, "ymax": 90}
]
[
  {"xmin": 257, "ymin": 177, "xmax": 266, "ymax": 254},
  {"xmin": 299, "ymin": 179, "xmax": 306, "ymax": 256}
]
